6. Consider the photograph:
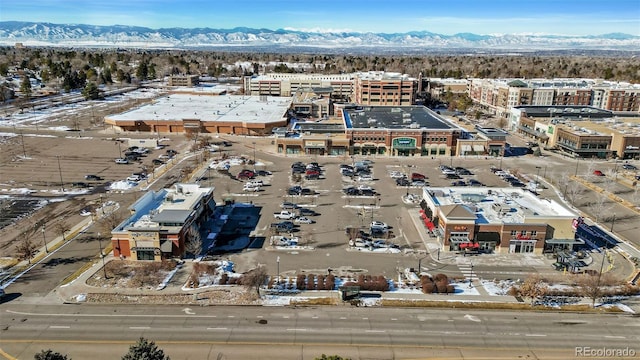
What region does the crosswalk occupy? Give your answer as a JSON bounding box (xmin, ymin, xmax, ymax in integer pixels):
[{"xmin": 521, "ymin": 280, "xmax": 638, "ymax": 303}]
[{"xmin": 458, "ymin": 263, "xmax": 477, "ymax": 280}]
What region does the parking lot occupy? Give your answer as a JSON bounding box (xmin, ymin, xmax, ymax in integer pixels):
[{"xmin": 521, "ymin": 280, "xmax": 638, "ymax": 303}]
[{"xmin": 203, "ymin": 148, "xmax": 575, "ymax": 279}]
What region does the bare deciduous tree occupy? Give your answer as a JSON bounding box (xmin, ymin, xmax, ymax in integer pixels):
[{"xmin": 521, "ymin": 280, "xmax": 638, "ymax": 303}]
[
  {"xmin": 241, "ymin": 265, "xmax": 268, "ymax": 294},
  {"xmin": 587, "ymin": 193, "xmax": 611, "ymax": 223},
  {"xmin": 577, "ymin": 268, "xmax": 620, "ymax": 308},
  {"xmin": 16, "ymin": 227, "xmax": 38, "ymax": 264},
  {"xmin": 185, "ymin": 225, "xmax": 203, "ymax": 258},
  {"xmin": 55, "ymin": 217, "xmax": 70, "ymax": 242},
  {"xmin": 511, "ymin": 274, "xmax": 548, "ymax": 306}
]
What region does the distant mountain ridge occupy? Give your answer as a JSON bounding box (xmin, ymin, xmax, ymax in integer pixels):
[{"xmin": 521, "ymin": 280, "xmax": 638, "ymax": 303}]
[{"xmin": 1, "ymin": 21, "xmax": 638, "ymax": 53}]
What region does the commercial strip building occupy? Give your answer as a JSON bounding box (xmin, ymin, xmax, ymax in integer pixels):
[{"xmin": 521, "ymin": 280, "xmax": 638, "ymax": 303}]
[
  {"xmin": 420, "ymin": 187, "xmax": 579, "ymax": 254},
  {"xmin": 104, "ymin": 94, "xmax": 291, "ymax": 136},
  {"xmin": 110, "ymin": 183, "xmax": 215, "ymax": 261},
  {"xmin": 275, "ymin": 104, "xmax": 507, "ymax": 157},
  {"xmin": 510, "ymin": 106, "xmax": 640, "ymax": 159}
]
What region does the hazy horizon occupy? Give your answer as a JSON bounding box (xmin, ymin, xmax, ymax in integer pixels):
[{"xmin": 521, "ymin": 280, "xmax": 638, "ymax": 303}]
[{"xmin": 2, "ymin": 0, "xmax": 639, "ymax": 36}]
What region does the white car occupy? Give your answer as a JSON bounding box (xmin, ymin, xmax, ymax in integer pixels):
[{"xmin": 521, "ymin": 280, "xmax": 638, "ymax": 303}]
[
  {"xmin": 389, "ymin": 171, "xmax": 405, "ymax": 179},
  {"xmin": 243, "ymin": 185, "xmax": 261, "ymax": 192},
  {"xmin": 357, "ymin": 174, "xmax": 373, "ymax": 182},
  {"xmin": 246, "ymin": 180, "xmax": 264, "ymax": 187},
  {"xmin": 357, "ymin": 184, "xmax": 373, "ymax": 191},
  {"xmin": 370, "ymin": 221, "xmax": 389, "ymax": 229},
  {"xmin": 115, "ymin": 158, "xmax": 129, "ymax": 164},
  {"xmin": 127, "ymin": 175, "xmax": 142, "ymax": 182},
  {"xmin": 295, "ymin": 217, "xmax": 315, "ymax": 224}
]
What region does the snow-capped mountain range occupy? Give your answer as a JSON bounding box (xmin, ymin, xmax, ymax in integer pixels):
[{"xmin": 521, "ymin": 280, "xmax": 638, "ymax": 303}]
[{"xmin": 1, "ymin": 21, "xmax": 638, "ymax": 53}]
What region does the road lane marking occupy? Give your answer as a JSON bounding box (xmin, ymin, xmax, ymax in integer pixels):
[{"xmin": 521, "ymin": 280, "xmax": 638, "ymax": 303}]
[
  {"xmin": 366, "ymin": 330, "xmax": 385, "ymax": 333},
  {"xmin": 362, "ymin": 317, "xmax": 368, "ymax": 320},
  {"xmin": 49, "ymin": 326, "xmax": 70, "ymax": 329},
  {"xmin": 286, "ymin": 328, "xmax": 308, "ymax": 331},
  {"xmin": 339, "ymin": 317, "xmax": 347, "ymax": 320},
  {"xmin": 604, "ymin": 335, "xmax": 625, "ymax": 339},
  {"xmin": 227, "ymin": 315, "xmax": 235, "ymax": 318},
  {"xmin": 390, "ymin": 318, "xmax": 397, "ymax": 321},
  {"xmin": 525, "ymin": 334, "xmax": 546, "ymax": 337},
  {"xmin": 256, "ymin": 316, "xmax": 263, "ymax": 318},
  {"xmin": 207, "ymin": 327, "xmax": 228, "ymax": 331},
  {"xmin": 312, "ymin": 316, "xmax": 318, "ymax": 319},
  {"xmin": 129, "ymin": 326, "xmax": 150, "ymax": 330},
  {"xmin": 0, "ymin": 347, "xmax": 18, "ymax": 360},
  {"xmin": 283, "ymin": 316, "xmax": 290, "ymax": 319}
]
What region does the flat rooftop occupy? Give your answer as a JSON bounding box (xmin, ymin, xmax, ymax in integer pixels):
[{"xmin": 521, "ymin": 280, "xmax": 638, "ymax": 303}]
[
  {"xmin": 107, "ymin": 94, "xmax": 291, "ymax": 124},
  {"xmin": 423, "ymin": 187, "xmax": 576, "ymax": 224},
  {"xmin": 345, "ymin": 106, "xmax": 455, "ymax": 130}
]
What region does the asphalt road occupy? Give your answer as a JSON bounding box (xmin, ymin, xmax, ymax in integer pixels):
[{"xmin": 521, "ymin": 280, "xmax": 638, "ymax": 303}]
[{"xmin": 0, "ymin": 304, "xmax": 637, "ymax": 360}]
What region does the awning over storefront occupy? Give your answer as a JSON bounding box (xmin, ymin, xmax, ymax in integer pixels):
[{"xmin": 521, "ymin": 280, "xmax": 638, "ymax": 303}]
[
  {"xmin": 473, "ymin": 145, "xmax": 485, "ymax": 152},
  {"xmin": 545, "ymin": 238, "xmax": 585, "ymax": 245},
  {"xmin": 459, "ymin": 242, "xmax": 480, "ymax": 249},
  {"xmin": 461, "ymin": 145, "xmax": 472, "ymax": 152}
]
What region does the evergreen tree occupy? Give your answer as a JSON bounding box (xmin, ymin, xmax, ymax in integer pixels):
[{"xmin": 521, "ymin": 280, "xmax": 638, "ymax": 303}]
[
  {"xmin": 34, "ymin": 349, "xmax": 70, "ymax": 360},
  {"xmin": 122, "ymin": 337, "xmax": 169, "ymax": 360},
  {"xmin": 20, "ymin": 75, "xmax": 32, "ymax": 98},
  {"xmin": 82, "ymin": 81, "xmax": 101, "ymax": 100}
]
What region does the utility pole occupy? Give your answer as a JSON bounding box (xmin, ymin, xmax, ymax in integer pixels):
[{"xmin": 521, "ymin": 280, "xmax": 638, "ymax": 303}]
[
  {"xmin": 56, "ymin": 155, "xmax": 64, "ymax": 192},
  {"xmin": 610, "ymin": 213, "xmax": 616, "ymax": 233},
  {"xmin": 20, "ymin": 131, "xmax": 26, "ymax": 157}
]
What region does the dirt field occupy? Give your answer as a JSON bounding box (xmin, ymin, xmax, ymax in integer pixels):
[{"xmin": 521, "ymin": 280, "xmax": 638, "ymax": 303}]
[{"xmin": 0, "ymin": 90, "xmax": 191, "ymax": 260}]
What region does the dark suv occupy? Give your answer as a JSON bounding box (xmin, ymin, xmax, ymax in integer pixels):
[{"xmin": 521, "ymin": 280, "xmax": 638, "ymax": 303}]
[{"xmin": 85, "ymin": 174, "xmax": 103, "ymax": 181}]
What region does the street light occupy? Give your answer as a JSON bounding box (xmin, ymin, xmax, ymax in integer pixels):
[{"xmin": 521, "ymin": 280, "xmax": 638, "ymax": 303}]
[
  {"xmin": 56, "ymin": 155, "xmax": 64, "ymax": 192},
  {"xmin": 97, "ymin": 232, "xmax": 108, "ymax": 279},
  {"xmin": 535, "ymin": 166, "xmax": 542, "ymax": 193},
  {"xmin": 41, "ymin": 225, "xmax": 48, "ymax": 253},
  {"xmin": 469, "ymin": 262, "xmax": 474, "ymax": 288},
  {"xmin": 276, "ymin": 256, "xmax": 280, "ymax": 284},
  {"xmin": 610, "ymin": 213, "xmax": 616, "ymax": 233},
  {"xmin": 417, "ymin": 255, "xmax": 428, "ymax": 275}
]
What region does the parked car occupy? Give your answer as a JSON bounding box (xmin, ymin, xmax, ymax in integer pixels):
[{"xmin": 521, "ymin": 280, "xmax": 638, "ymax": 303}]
[
  {"xmin": 115, "ymin": 158, "xmax": 129, "ymax": 164},
  {"xmin": 127, "ymin": 175, "xmax": 142, "ymax": 182},
  {"xmin": 411, "ymin": 173, "xmax": 426, "ymax": 181},
  {"xmin": 370, "ymin": 221, "xmax": 389, "ymax": 229},
  {"xmin": 71, "ymin": 182, "xmax": 90, "ymax": 188},
  {"xmin": 593, "ymin": 170, "xmax": 605, "ymax": 176},
  {"xmin": 152, "ymin": 159, "xmax": 165, "ymax": 165},
  {"xmin": 294, "ymin": 217, "xmax": 315, "ymax": 224},
  {"xmin": 446, "ymin": 173, "xmax": 462, "ymax": 179},
  {"xmin": 256, "ymin": 170, "xmax": 272, "ymax": 176},
  {"xmin": 300, "ymin": 188, "xmax": 314, "ymax": 195},
  {"xmin": 280, "ymin": 202, "xmax": 299, "ymax": 209},
  {"xmin": 271, "ymin": 221, "xmax": 295, "ymax": 232},
  {"xmin": 622, "ymin": 164, "xmax": 637, "ymax": 170},
  {"xmin": 396, "ymin": 178, "xmax": 410, "ymax": 186},
  {"xmin": 451, "ymin": 181, "xmax": 467, "ymax": 186},
  {"xmin": 237, "ymin": 169, "xmax": 255, "ymax": 179},
  {"xmin": 468, "ymin": 179, "xmax": 484, "ymax": 186},
  {"xmin": 411, "ymin": 180, "xmax": 427, "ymax": 187},
  {"xmin": 243, "ymin": 185, "xmax": 261, "ymax": 192},
  {"xmin": 288, "ymin": 186, "xmax": 302, "ymax": 195},
  {"xmin": 298, "ymin": 208, "xmax": 318, "ymax": 216},
  {"xmin": 85, "ymin": 174, "xmax": 103, "ymax": 181},
  {"xmin": 305, "ymin": 174, "xmax": 320, "ymax": 180}
]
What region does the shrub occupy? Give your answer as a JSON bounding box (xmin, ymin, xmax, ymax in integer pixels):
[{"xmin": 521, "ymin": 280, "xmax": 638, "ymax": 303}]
[
  {"xmin": 297, "ymin": 274, "xmax": 306, "ymax": 290},
  {"xmin": 433, "ymin": 273, "xmax": 448, "ymax": 283},
  {"xmin": 435, "ymin": 280, "xmax": 449, "ymax": 293},
  {"xmin": 219, "ymin": 273, "xmax": 228, "ymax": 285},
  {"xmin": 307, "ymin": 274, "xmax": 316, "ymax": 290},
  {"xmin": 317, "ymin": 275, "xmax": 325, "ymax": 290}
]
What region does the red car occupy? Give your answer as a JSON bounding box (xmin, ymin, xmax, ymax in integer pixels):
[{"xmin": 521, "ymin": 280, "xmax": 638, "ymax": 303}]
[
  {"xmin": 237, "ymin": 169, "xmax": 255, "ymax": 179},
  {"xmin": 593, "ymin": 170, "xmax": 605, "ymax": 176},
  {"xmin": 411, "ymin": 172, "xmax": 426, "ymax": 181},
  {"xmin": 305, "ymin": 169, "xmax": 320, "ymax": 176}
]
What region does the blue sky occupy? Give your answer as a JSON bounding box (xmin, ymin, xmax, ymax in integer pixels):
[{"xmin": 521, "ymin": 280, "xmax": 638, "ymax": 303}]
[{"xmin": 2, "ymin": 0, "xmax": 639, "ymax": 35}]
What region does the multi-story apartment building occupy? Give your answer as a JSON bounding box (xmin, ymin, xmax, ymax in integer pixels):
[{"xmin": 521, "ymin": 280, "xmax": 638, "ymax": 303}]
[
  {"xmin": 243, "ymin": 73, "xmax": 354, "ymax": 98},
  {"xmin": 111, "ymin": 183, "xmax": 216, "ymax": 261},
  {"xmin": 469, "ymin": 78, "xmax": 640, "ymax": 116},
  {"xmin": 168, "ymin": 74, "xmax": 200, "ymax": 87},
  {"xmin": 354, "ymin": 71, "xmax": 417, "ymax": 106}
]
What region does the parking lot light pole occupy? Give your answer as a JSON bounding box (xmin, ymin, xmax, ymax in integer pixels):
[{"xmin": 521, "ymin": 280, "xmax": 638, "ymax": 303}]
[
  {"xmin": 469, "ymin": 262, "xmax": 473, "ymax": 288},
  {"xmin": 418, "ymin": 256, "xmax": 428, "ymax": 275},
  {"xmin": 535, "ymin": 166, "xmax": 542, "ymax": 193},
  {"xmin": 41, "ymin": 225, "xmax": 48, "ymax": 253},
  {"xmin": 276, "ymin": 256, "xmax": 280, "ymax": 285},
  {"xmin": 252, "ymin": 141, "xmax": 256, "ymax": 171}
]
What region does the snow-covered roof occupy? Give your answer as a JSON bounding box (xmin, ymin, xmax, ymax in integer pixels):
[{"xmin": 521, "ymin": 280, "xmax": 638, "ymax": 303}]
[{"xmin": 106, "ymin": 94, "xmax": 291, "ymax": 125}]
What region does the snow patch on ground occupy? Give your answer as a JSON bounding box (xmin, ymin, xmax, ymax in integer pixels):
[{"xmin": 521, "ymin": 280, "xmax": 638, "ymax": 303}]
[{"xmin": 109, "ymin": 180, "xmax": 138, "ymax": 190}]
